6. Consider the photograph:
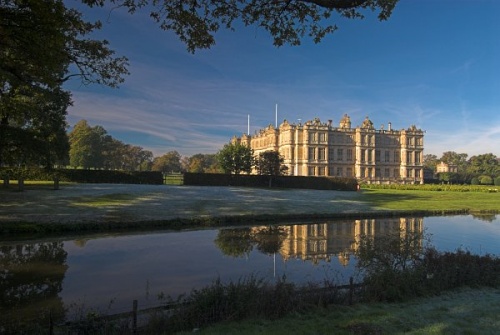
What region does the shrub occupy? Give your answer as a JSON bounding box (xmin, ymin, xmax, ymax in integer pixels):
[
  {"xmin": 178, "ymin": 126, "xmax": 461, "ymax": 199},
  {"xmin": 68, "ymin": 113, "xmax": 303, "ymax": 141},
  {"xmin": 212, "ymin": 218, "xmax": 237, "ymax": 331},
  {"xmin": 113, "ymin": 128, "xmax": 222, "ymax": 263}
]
[
  {"xmin": 471, "ymin": 177, "xmax": 480, "ymax": 185},
  {"xmin": 479, "ymin": 175, "xmax": 493, "ymax": 185},
  {"xmin": 494, "ymin": 176, "xmax": 500, "ymax": 186}
]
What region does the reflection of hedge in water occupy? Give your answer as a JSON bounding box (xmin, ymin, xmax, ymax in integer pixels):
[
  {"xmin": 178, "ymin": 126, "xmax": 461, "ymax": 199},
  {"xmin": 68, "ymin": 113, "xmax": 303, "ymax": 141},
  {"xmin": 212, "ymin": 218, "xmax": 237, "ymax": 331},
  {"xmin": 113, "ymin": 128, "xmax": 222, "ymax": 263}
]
[
  {"xmin": 214, "ymin": 227, "xmax": 288, "ymax": 258},
  {"xmin": 0, "ymin": 242, "xmax": 68, "ymax": 333}
]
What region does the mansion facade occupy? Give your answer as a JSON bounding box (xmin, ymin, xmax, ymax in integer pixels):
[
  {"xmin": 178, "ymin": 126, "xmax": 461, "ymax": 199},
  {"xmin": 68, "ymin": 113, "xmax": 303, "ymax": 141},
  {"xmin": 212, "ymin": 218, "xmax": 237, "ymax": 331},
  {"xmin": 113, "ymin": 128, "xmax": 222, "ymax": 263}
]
[{"xmin": 232, "ymin": 114, "xmax": 424, "ymax": 184}]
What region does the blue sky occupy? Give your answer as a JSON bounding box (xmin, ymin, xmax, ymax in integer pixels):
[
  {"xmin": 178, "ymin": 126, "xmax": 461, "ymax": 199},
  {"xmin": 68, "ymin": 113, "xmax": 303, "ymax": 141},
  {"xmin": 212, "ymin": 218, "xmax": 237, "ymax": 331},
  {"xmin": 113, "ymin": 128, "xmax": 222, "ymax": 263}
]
[{"xmin": 65, "ymin": 0, "xmax": 500, "ymax": 158}]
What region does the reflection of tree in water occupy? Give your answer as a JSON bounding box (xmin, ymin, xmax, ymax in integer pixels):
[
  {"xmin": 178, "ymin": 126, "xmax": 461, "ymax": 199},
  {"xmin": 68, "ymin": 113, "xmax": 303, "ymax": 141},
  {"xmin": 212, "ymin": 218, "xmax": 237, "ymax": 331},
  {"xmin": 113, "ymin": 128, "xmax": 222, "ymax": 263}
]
[
  {"xmin": 0, "ymin": 242, "xmax": 68, "ymax": 333},
  {"xmin": 215, "ymin": 226, "xmax": 287, "ymax": 257},
  {"xmin": 214, "ymin": 228, "xmax": 254, "ymax": 257},
  {"xmin": 253, "ymin": 226, "xmax": 287, "ymax": 255},
  {"xmin": 471, "ymin": 213, "xmax": 497, "ymax": 223}
]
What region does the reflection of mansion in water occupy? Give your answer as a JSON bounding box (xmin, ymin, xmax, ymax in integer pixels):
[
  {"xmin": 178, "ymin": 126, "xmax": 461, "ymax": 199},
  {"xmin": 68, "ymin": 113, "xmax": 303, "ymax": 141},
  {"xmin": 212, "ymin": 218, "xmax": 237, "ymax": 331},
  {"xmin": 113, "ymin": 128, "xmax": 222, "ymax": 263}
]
[
  {"xmin": 232, "ymin": 115, "xmax": 424, "ymax": 184},
  {"xmin": 279, "ymin": 217, "xmax": 423, "ymax": 266}
]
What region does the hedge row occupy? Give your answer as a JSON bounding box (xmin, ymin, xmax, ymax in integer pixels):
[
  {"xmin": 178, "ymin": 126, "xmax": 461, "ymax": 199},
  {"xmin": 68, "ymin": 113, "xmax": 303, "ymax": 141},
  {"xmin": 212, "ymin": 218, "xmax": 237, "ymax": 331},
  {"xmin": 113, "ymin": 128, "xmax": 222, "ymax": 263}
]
[
  {"xmin": 0, "ymin": 167, "xmax": 163, "ymax": 185},
  {"xmin": 183, "ymin": 172, "xmax": 358, "ymax": 191}
]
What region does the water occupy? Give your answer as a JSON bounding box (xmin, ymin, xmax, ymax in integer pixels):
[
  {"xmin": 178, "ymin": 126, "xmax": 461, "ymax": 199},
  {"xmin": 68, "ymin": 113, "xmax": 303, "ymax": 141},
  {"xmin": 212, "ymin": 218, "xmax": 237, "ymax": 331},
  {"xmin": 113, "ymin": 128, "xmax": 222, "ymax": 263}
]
[{"xmin": 1, "ymin": 214, "xmax": 499, "ymax": 330}]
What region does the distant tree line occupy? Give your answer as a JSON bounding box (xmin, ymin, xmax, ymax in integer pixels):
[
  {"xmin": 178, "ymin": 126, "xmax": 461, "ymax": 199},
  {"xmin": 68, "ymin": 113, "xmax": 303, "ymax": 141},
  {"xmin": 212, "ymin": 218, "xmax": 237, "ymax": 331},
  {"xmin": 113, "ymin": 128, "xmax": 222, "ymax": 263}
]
[
  {"xmin": 67, "ymin": 122, "xmax": 288, "ymax": 176},
  {"xmin": 423, "ymin": 151, "xmax": 500, "ymax": 185}
]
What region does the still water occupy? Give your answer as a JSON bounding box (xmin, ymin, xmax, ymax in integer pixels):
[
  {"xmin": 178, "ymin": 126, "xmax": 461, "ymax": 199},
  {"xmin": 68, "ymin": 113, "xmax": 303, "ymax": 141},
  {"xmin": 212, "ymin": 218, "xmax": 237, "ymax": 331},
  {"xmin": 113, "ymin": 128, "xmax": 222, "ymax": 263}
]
[{"xmin": 1, "ymin": 214, "xmax": 499, "ymax": 328}]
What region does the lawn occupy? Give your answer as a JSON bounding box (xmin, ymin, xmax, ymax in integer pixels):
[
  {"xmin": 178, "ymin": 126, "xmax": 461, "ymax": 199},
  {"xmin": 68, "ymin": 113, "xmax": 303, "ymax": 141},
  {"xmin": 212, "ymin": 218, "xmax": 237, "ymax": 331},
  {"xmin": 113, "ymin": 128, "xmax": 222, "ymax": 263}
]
[
  {"xmin": 360, "ymin": 188, "xmax": 500, "ymax": 212},
  {"xmin": 185, "ymin": 288, "xmax": 500, "ymax": 335}
]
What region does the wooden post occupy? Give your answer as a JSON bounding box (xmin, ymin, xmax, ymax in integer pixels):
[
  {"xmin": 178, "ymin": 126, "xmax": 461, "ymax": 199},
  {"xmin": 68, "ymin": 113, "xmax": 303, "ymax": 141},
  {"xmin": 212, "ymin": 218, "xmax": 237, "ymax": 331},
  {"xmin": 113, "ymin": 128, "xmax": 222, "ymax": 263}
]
[
  {"xmin": 132, "ymin": 299, "xmax": 138, "ymax": 334},
  {"xmin": 18, "ymin": 177, "xmax": 24, "ymax": 192},
  {"xmin": 49, "ymin": 310, "xmax": 54, "ymax": 335},
  {"xmin": 349, "ymin": 277, "xmax": 354, "ymax": 306},
  {"xmin": 54, "ymin": 176, "xmax": 59, "ymax": 190}
]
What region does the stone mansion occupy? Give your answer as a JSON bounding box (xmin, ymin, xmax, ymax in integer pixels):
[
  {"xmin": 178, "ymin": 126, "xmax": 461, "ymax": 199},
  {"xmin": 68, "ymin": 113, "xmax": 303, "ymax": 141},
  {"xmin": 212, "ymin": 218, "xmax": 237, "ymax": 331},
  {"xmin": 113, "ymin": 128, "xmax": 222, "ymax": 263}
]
[{"xmin": 232, "ymin": 114, "xmax": 425, "ymax": 184}]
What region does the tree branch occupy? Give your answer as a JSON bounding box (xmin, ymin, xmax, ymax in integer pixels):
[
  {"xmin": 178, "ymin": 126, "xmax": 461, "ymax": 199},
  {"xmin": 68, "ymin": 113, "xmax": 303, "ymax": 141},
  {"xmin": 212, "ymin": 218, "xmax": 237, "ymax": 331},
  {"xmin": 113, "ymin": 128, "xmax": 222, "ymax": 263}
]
[{"xmin": 298, "ymin": 0, "xmax": 369, "ymax": 9}]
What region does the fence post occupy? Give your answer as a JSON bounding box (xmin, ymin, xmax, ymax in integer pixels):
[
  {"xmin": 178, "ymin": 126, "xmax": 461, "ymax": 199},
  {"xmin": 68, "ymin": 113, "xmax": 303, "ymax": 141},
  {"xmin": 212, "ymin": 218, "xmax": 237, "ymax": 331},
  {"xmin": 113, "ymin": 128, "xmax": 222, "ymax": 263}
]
[
  {"xmin": 349, "ymin": 277, "xmax": 354, "ymax": 305},
  {"xmin": 18, "ymin": 177, "xmax": 24, "ymax": 192},
  {"xmin": 49, "ymin": 310, "xmax": 54, "ymax": 335},
  {"xmin": 133, "ymin": 299, "xmax": 138, "ymax": 334}
]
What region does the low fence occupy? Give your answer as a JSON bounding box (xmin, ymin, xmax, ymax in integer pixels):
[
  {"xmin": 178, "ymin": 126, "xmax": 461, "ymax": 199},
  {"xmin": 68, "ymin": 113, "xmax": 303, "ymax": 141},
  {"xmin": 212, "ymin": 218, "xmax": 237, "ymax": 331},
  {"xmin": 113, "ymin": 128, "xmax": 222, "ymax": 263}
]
[{"xmin": 48, "ymin": 277, "xmax": 362, "ymax": 334}]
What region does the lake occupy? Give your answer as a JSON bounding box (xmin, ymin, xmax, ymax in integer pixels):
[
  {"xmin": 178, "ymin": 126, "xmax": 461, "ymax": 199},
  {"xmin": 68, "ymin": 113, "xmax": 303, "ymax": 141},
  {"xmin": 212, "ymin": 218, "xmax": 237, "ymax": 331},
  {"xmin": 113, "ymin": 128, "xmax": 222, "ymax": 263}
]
[{"xmin": 1, "ymin": 214, "xmax": 499, "ymax": 331}]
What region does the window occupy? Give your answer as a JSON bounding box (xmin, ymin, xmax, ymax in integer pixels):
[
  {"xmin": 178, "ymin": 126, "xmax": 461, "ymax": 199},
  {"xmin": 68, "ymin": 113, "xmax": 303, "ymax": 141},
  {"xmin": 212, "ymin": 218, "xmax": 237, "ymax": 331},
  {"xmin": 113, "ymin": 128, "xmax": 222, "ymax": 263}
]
[
  {"xmin": 394, "ymin": 169, "xmax": 400, "ymax": 178},
  {"xmin": 347, "ymin": 149, "xmax": 353, "ymax": 161},
  {"xmin": 318, "ymin": 148, "xmax": 326, "ymax": 160},
  {"xmin": 328, "ymin": 167, "xmax": 335, "ymax": 176},
  {"xmin": 329, "ymin": 148, "xmax": 335, "ymax": 161},
  {"xmin": 375, "ymin": 150, "xmax": 381, "ymax": 163},
  {"xmin": 336, "ymin": 167, "xmax": 343, "ymax": 176},
  {"xmin": 361, "ymin": 149, "xmax": 366, "ymax": 162},
  {"xmin": 407, "ymin": 151, "xmax": 412, "ymax": 164},
  {"xmin": 415, "ymin": 151, "xmax": 421, "ymax": 163},
  {"xmin": 375, "ymin": 168, "xmax": 381, "ymax": 177},
  {"xmin": 309, "ymin": 132, "xmax": 317, "ymax": 143},
  {"xmin": 384, "ymin": 168, "xmax": 390, "ymax": 178},
  {"xmin": 319, "ymin": 132, "xmax": 326, "ymax": 142},
  {"xmin": 367, "ymin": 150, "xmax": 372, "ymax": 163},
  {"xmin": 308, "ymin": 166, "xmax": 315, "ymax": 176},
  {"xmin": 361, "ymin": 167, "xmax": 366, "ymax": 177},
  {"xmin": 346, "ymin": 167, "xmax": 353, "ymax": 177},
  {"xmin": 394, "ymin": 151, "xmax": 400, "ymax": 163},
  {"xmin": 318, "ymin": 166, "xmax": 326, "ymax": 176},
  {"xmin": 337, "ymin": 148, "xmax": 343, "ymax": 161},
  {"xmin": 309, "ymin": 147, "xmax": 316, "ymax": 160},
  {"xmin": 385, "ymin": 150, "xmax": 390, "ymax": 162},
  {"xmin": 407, "ymin": 169, "xmax": 413, "ymax": 178}
]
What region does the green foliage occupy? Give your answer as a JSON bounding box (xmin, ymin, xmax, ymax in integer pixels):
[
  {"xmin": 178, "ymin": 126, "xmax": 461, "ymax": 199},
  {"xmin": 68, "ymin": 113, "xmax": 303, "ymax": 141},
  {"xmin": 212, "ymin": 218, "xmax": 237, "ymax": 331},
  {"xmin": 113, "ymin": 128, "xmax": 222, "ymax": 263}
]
[
  {"xmin": 479, "ymin": 175, "xmax": 493, "ymax": 185},
  {"xmin": 152, "ymin": 151, "xmax": 182, "ymax": 173},
  {"xmin": 356, "ymin": 230, "xmax": 500, "ymax": 303},
  {"xmin": 1, "ymin": 0, "xmax": 129, "ymax": 171},
  {"xmin": 183, "ymin": 153, "xmax": 220, "ymax": 173},
  {"xmin": 183, "ymin": 173, "xmax": 358, "ymax": 190},
  {"xmin": 216, "ymin": 143, "xmax": 254, "ymax": 175},
  {"xmin": 495, "ymin": 176, "xmax": 500, "ymax": 186},
  {"xmin": 69, "ymin": 120, "xmax": 153, "ymax": 170},
  {"xmin": 255, "ymin": 150, "xmax": 288, "ymax": 176},
  {"xmin": 362, "ymin": 183, "xmax": 498, "ymax": 192},
  {"xmin": 83, "ymin": 0, "xmax": 399, "ymax": 53},
  {"xmin": 0, "ymin": 167, "xmax": 162, "ymax": 184}
]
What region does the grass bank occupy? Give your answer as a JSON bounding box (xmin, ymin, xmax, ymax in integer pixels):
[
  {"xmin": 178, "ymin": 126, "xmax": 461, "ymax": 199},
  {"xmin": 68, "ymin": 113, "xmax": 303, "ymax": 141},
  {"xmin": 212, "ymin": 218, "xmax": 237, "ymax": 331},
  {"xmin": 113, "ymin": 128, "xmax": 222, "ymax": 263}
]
[
  {"xmin": 0, "ymin": 184, "xmax": 499, "ymax": 236},
  {"xmin": 361, "ymin": 188, "xmax": 500, "ymax": 212},
  {"xmin": 186, "ymin": 287, "xmax": 500, "ymax": 335}
]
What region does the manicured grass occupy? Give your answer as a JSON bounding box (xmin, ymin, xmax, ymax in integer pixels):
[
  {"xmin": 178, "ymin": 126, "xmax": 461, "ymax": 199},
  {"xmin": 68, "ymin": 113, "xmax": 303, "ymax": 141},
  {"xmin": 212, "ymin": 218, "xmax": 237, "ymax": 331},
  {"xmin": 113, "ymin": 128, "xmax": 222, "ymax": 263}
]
[
  {"xmin": 71, "ymin": 193, "xmax": 137, "ymax": 207},
  {"xmin": 360, "ymin": 188, "xmax": 500, "ymax": 212},
  {"xmin": 186, "ymin": 288, "xmax": 500, "ymax": 335}
]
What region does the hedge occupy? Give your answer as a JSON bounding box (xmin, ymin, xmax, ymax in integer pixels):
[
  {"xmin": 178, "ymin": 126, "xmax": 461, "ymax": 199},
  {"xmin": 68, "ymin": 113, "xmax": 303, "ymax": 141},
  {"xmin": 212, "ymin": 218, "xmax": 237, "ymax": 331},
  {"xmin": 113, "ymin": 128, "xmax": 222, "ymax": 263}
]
[
  {"xmin": 0, "ymin": 167, "xmax": 163, "ymax": 185},
  {"xmin": 183, "ymin": 173, "xmax": 358, "ymax": 191}
]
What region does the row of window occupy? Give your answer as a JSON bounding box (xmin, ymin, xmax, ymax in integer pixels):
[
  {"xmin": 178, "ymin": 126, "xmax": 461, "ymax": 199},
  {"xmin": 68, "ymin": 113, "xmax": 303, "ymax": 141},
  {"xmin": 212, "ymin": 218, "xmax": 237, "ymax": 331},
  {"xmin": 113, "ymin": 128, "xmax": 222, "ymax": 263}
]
[{"xmin": 304, "ymin": 166, "xmax": 423, "ymax": 179}]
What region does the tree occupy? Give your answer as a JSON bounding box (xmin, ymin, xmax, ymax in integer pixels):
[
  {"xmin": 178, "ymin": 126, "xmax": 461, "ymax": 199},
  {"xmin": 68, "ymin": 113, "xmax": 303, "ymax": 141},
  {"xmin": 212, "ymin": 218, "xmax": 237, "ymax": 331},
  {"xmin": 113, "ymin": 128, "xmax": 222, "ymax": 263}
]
[
  {"xmin": 440, "ymin": 152, "xmax": 468, "ymax": 173},
  {"xmin": 184, "ymin": 153, "xmax": 220, "ymax": 173},
  {"xmin": 152, "ymin": 151, "xmax": 182, "ymax": 173},
  {"xmin": 1, "ymin": 0, "xmax": 128, "ymax": 90},
  {"xmin": 467, "ymin": 153, "xmax": 499, "ymax": 177},
  {"xmin": 0, "ymin": 87, "xmax": 70, "ymax": 168},
  {"xmin": 423, "ymin": 154, "xmax": 439, "ymax": 172},
  {"xmin": 217, "ymin": 143, "xmax": 254, "ymax": 175},
  {"xmin": 83, "ymin": 0, "xmax": 399, "ymax": 53},
  {"xmin": 255, "ymin": 151, "xmax": 288, "ymax": 176},
  {"xmin": 68, "ymin": 120, "xmax": 110, "ymax": 169},
  {"xmin": 1, "ymin": 0, "xmax": 129, "ymax": 169}
]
